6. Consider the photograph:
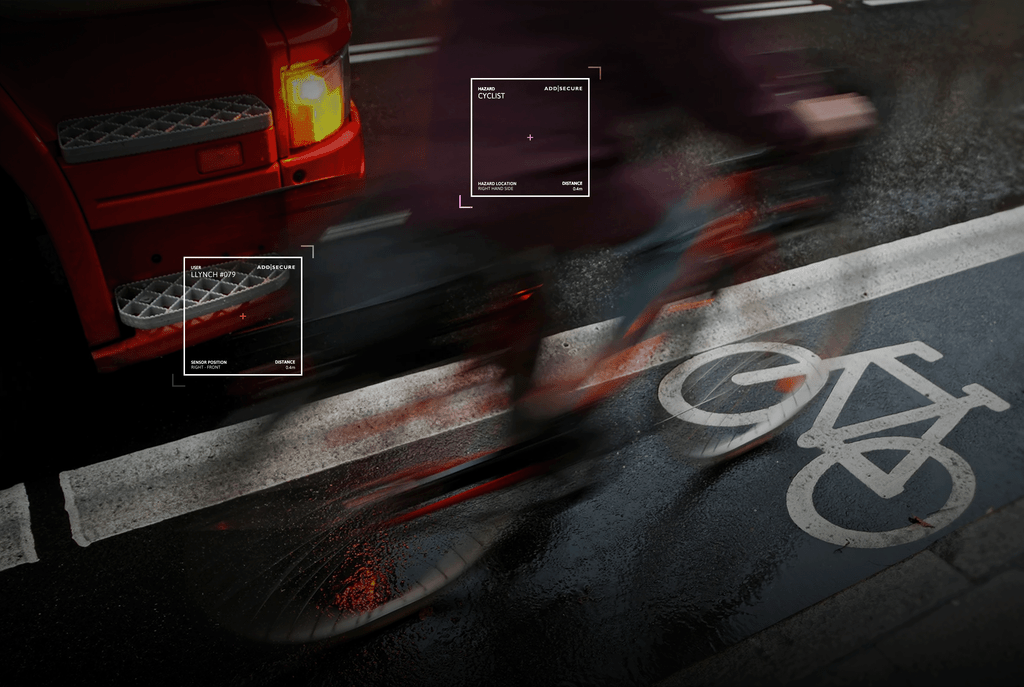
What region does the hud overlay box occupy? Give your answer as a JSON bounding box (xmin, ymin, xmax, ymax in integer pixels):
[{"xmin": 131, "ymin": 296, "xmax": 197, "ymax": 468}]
[
  {"xmin": 181, "ymin": 255, "xmax": 302, "ymax": 376},
  {"xmin": 471, "ymin": 78, "xmax": 589, "ymax": 198}
]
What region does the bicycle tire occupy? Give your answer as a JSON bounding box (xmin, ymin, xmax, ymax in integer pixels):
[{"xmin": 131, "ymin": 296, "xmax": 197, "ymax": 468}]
[
  {"xmin": 184, "ymin": 411, "xmax": 602, "ymax": 644},
  {"xmin": 185, "ymin": 470, "xmax": 511, "ymax": 644},
  {"xmin": 658, "ymin": 341, "xmax": 830, "ymax": 460}
]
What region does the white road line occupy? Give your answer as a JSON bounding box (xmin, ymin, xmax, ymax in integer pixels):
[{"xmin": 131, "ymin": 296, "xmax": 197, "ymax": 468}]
[
  {"xmin": 864, "ymin": 0, "xmax": 929, "ymax": 7},
  {"xmin": 715, "ymin": 4, "xmax": 832, "ymax": 20},
  {"xmin": 320, "ymin": 210, "xmax": 411, "ymax": 242},
  {"xmin": 350, "ymin": 46, "xmax": 438, "ymax": 64},
  {"xmin": 349, "ymin": 37, "xmax": 440, "ymax": 54},
  {"xmin": 1, "ymin": 484, "xmax": 38, "ymax": 571},
  {"xmin": 703, "ymin": 1, "xmax": 813, "ymax": 14},
  {"xmin": 60, "ymin": 206, "xmax": 1024, "ymax": 547}
]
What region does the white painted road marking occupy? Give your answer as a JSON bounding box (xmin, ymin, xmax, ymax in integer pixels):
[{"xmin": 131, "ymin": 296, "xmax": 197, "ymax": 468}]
[
  {"xmin": 350, "ymin": 46, "xmax": 438, "ymax": 64},
  {"xmin": 788, "ymin": 340, "xmax": 1009, "ymax": 548},
  {"xmin": 349, "ymin": 37, "xmax": 440, "ymax": 55},
  {"xmin": 349, "ymin": 35, "xmax": 440, "ymax": 65},
  {"xmin": 864, "ymin": 0, "xmax": 930, "ymax": 7},
  {"xmin": 58, "ymin": 206, "xmax": 1024, "ymax": 547},
  {"xmin": 1, "ymin": 484, "xmax": 38, "ymax": 571},
  {"xmin": 798, "ymin": 342, "xmax": 1011, "ymax": 452},
  {"xmin": 788, "ymin": 436, "xmax": 978, "ymax": 548},
  {"xmin": 320, "ymin": 210, "xmax": 411, "ymax": 242},
  {"xmin": 662, "ymin": 338, "xmax": 1010, "ymax": 548},
  {"xmin": 714, "ymin": 4, "xmax": 832, "ymax": 20},
  {"xmin": 658, "ymin": 341, "xmax": 829, "ymax": 457},
  {"xmin": 703, "ymin": 1, "xmax": 813, "ymax": 13}
]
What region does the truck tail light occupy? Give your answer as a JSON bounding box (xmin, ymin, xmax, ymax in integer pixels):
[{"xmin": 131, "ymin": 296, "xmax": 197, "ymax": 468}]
[{"xmin": 282, "ymin": 47, "xmax": 349, "ymax": 149}]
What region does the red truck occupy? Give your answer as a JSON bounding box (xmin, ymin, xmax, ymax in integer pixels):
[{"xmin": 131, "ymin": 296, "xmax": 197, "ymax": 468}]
[{"xmin": 0, "ymin": 0, "xmax": 365, "ymax": 374}]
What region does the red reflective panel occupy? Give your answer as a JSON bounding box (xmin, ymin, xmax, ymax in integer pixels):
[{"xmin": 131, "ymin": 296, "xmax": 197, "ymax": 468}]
[{"xmin": 197, "ymin": 142, "xmax": 244, "ymax": 174}]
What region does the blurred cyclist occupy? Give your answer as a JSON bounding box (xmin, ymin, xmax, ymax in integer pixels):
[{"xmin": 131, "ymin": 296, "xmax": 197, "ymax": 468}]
[{"xmin": 386, "ymin": 1, "xmax": 877, "ymax": 436}]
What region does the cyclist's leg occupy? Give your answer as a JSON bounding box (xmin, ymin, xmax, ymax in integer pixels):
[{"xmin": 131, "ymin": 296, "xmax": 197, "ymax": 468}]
[
  {"xmin": 604, "ymin": 198, "xmax": 716, "ymax": 345},
  {"xmin": 481, "ymin": 247, "xmax": 558, "ymax": 439},
  {"xmin": 491, "ymin": 167, "xmax": 722, "ymax": 433}
]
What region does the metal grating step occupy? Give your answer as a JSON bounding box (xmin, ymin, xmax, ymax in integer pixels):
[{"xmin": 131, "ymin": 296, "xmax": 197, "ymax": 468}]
[
  {"xmin": 58, "ymin": 94, "xmax": 272, "ymax": 164},
  {"xmin": 114, "ymin": 258, "xmax": 290, "ymax": 330}
]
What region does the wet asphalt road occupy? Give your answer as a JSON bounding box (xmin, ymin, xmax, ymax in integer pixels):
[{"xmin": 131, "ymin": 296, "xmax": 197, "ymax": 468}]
[
  {"xmin": 2, "ymin": 1, "xmax": 1023, "ymax": 686},
  {"xmin": 201, "ymin": 250, "xmax": 1021, "ymax": 687},
  {"xmin": 5, "ymin": 220, "xmax": 1021, "ymax": 687}
]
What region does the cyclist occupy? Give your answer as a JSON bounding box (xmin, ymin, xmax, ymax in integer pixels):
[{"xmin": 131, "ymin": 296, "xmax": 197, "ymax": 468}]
[
  {"xmin": 199, "ymin": 5, "xmax": 878, "ymax": 644},
  {"xmin": 396, "ymin": 0, "xmax": 877, "ymax": 437}
]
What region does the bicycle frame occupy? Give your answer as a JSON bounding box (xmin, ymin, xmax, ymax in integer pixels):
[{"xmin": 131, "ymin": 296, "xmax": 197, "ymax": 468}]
[
  {"xmin": 337, "ymin": 153, "xmax": 844, "ymax": 528},
  {"xmin": 786, "ymin": 340, "xmax": 1010, "ymax": 547}
]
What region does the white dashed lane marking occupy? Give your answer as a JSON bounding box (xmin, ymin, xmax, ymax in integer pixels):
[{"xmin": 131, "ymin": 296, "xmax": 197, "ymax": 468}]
[
  {"xmin": 350, "ymin": 37, "xmax": 440, "ymax": 63},
  {"xmin": 0, "ymin": 484, "xmax": 38, "ymax": 572},
  {"xmin": 863, "ymin": 0, "xmax": 930, "ymax": 7},
  {"xmin": 712, "ymin": 4, "xmax": 832, "ymax": 20},
  {"xmin": 704, "ymin": 1, "xmax": 814, "ymax": 14},
  {"xmin": 350, "ymin": 37, "xmax": 440, "ymax": 54}
]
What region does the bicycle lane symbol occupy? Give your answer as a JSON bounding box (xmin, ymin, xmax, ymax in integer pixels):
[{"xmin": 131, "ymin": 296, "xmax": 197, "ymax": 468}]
[
  {"xmin": 783, "ymin": 341, "xmax": 1010, "ymax": 548},
  {"xmin": 657, "ymin": 340, "xmax": 1011, "ymax": 548}
]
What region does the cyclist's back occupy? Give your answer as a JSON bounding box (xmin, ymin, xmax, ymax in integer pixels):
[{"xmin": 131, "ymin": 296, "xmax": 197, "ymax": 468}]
[
  {"xmin": 377, "ymin": 0, "xmax": 875, "ymax": 431},
  {"xmin": 407, "ymin": 0, "xmax": 823, "ymax": 253}
]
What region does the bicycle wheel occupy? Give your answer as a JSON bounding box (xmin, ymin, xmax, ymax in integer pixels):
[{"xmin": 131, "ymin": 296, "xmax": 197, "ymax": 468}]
[
  {"xmin": 184, "ymin": 460, "xmax": 510, "ymax": 644},
  {"xmin": 642, "ymin": 165, "xmax": 871, "ymax": 462},
  {"xmin": 658, "ymin": 341, "xmax": 829, "ymax": 459}
]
